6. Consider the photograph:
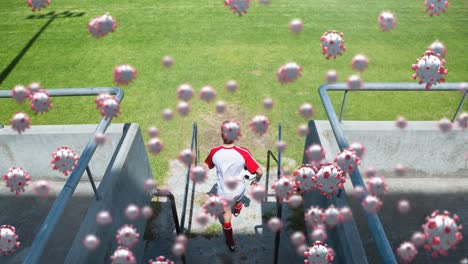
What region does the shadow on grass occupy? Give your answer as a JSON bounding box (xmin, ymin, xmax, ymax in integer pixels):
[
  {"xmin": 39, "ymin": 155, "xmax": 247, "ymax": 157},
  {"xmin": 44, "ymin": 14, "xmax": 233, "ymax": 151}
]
[{"xmin": 0, "ymin": 11, "xmax": 85, "ymax": 85}]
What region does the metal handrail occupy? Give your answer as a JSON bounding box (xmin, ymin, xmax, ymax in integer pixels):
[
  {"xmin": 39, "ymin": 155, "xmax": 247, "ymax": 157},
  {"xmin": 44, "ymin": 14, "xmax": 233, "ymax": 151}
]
[
  {"xmin": 264, "ymin": 124, "xmax": 282, "ymax": 264},
  {"xmin": 0, "ymin": 87, "xmax": 125, "ymax": 264},
  {"xmin": 335, "ymin": 83, "xmax": 467, "ymax": 122},
  {"xmin": 180, "ymin": 121, "xmax": 198, "ymax": 232},
  {"xmin": 317, "ymin": 82, "xmax": 468, "ymax": 264}
]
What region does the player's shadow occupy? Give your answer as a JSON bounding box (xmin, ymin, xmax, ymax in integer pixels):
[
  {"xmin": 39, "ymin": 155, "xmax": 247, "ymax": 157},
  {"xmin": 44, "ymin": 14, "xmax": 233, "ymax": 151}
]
[{"xmin": 0, "ymin": 11, "xmax": 85, "ymax": 85}]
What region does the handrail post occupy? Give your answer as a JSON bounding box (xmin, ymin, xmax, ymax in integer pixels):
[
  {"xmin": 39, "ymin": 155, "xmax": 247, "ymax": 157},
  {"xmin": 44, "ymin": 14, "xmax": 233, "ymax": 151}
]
[
  {"xmin": 265, "ymin": 151, "xmax": 271, "ymax": 203},
  {"xmin": 339, "ymin": 90, "xmax": 349, "ymax": 122},
  {"xmin": 452, "ymin": 92, "xmax": 467, "ymax": 122},
  {"xmin": 180, "ymin": 122, "xmax": 197, "ymax": 233},
  {"xmin": 85, "ymin": 166, "xmax": 101, "ymax": 201},
  {"xmin": 273, "ymin": 123, "xmax": 282, "ymax": 264}
]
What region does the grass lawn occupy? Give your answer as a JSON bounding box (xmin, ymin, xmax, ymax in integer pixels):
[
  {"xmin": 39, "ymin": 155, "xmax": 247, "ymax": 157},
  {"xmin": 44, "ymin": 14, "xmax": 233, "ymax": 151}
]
[{"xmin": 0, "ymin": 0, "xmax": 467, "ymax": 184}]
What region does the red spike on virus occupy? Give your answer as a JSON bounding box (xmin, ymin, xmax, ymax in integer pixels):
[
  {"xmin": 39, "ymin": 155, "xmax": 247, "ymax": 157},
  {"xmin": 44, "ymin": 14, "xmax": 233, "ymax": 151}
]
[
  {"xmin": 320, "ymin": 30, "xmax": 346, "ymax": 59},
  {"xmin": 0, "ymin": 225, "xmax": 20, "ymax": 256},
  {"xmin": 30, "ymin": 90, "xmax": 52, "ymax": 114},
  {"xmin": 424, "ymin": 0, "xmax": 449, "ymax": 16},
  {"xmin": 110, "ymin": 247, "xmax": 136, "ymax": 264},
  {"xmin": 397, "ymin": 241, "xmax": 418, "ymax": 263},
  {"xmin": 293, "ymin": 164, "xmax": 317, "ymax": 193},
  {"xmin": 224, "ymin": 0, "xmax": 251, "ymax": 16},
  {"xmin": 276, "ymin": 62, "xmax": 302, "ymax": 84},
  {"xmin": 176, "ymin": 83, "xmax": 194, "ymax": 101},
  {"xmin": 10, "ymin": 112, "xmax": 31, "ymax": 134},
  {"xmin": 421, "ymin": 210, "xmax": 463, "ymax": 257},
  {"xmin": 3, "ymin": 167, "xmax": 31, "ymax": 195},
  {"xmin": 11, "ymin": 85, "xmax": 30, "ymax": 104},
  {"xmin": 27, "ymin": 0, "xmax": 50, "ymax": 11},
  {"xmin": 50, "ymin": 146, "xmax": 79, "ymax": 176},
  {"xmin": 304, "ymin": 241, "xmax": 334, "ymax": 264},
  {"xmin": 116, "ymin": 225, "xmax": 140, "ymax": 249},
  {"xmin": 88, "ymin": 13, "xmax": 117, "ymax": 38},
  {"xmin": 412, "ymin": 50, "xmax": 448, "ymax": 90},
  {"xmin": 378, "ymin": 11, "xmax": 397, "ymax": 31},
  {"xmin": 114, "ymin": 64, "xmax": 136, "ymax": 85},
  {"xmin": 249, "ymin": 115, "xmax": 269, "ymax": 136}
]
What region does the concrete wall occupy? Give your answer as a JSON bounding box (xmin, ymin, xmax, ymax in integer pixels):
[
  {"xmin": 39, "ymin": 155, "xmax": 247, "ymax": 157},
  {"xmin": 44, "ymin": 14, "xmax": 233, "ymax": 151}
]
[{"xmin": 65, "ymin": 123, "xmax": 153, "ymax": 264}]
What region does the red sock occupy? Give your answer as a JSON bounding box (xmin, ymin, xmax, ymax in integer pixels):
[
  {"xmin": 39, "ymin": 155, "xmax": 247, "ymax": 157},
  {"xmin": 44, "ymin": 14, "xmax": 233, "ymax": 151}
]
[
  {"xmin": 223, "ymin": 222, "xmax": 234, "ymax": 246},
  {"xmin": 223, "ymin": 222, "xmax": 232, "ymax": 229},
  {"xmin": 234, "ymin": 202, "xmax": 243, "ymax": 209}
]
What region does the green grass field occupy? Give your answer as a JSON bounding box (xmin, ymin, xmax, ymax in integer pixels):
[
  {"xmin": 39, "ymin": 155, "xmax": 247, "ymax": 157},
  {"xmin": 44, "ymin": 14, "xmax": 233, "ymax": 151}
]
[{"xmin": 1, "ymin": 0, "xmax": 467, "ymax": 184}]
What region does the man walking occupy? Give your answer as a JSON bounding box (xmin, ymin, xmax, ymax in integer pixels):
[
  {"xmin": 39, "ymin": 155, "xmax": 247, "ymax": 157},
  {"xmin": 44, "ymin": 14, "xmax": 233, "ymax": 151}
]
[{"xmin": 204, "ymin": 120, "xmax": 263, "ymax": 251}]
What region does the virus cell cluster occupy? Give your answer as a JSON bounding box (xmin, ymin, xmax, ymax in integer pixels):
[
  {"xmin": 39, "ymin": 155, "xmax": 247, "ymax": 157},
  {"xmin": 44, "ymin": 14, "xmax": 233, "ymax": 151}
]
[
  {"xmin": 304, "ymin": 206, "xmax": 324, "ymax": 228},
  {"xmin": 276, "ymin": 62, "xmax": 302, "ymax": 84},
  {"xmin": 3, "ymin": 167, "xmax": 31, "ymax": 195},
  {"xmin": 51, "ymin": 146, "xmax": 79, "ymax": 176},
  {"xmin": 412, "ymin": 50, "xmax": 448, "ymax": 90},
  {"xmin": 314, "ymin": 163, "xmax": 346, "ymax": 198},
  {"xmin": 88, "ymin": 13, "xmax": 117, "ymax": 38},
  {"xmin": 320, "ymin": 31, "xmax": 346, "ymax": 59}
]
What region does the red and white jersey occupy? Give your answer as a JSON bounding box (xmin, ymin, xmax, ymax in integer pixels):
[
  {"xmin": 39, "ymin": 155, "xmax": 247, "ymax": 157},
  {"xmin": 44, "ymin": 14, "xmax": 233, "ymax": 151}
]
[{"xmin": 205, "ymin": 145, "xmax": 260, "ymax": 199}]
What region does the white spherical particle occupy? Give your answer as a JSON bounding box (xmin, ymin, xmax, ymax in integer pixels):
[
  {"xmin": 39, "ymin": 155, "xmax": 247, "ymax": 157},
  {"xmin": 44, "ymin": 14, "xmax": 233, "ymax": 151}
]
[
  {"xmin": 0, "ymin": 225, "xmax": 20, "ymax": 255},
  {"xmin": 305, "ymin": 144, "xmax": 325, "ymax": 165},
  {"xmin": 288, "ymin": 194, "xmax": 303, "ymax": 208},
  {"xmin": 50, "ymin": 146, "xmax": 79, "ymax": 176},
  {"xmin": 428, "ymin": 40, "xmax": 447, "ymax": 58},
  {"xmin": 263, "ymin": 97, "xmax": 274, "ymax": 110},
  {"xmin": 83, "ymin": 234, "xmax": 100, "ymax": 251},
  {"xmin": 162, "ymin": 108, "xmax": 174, "ymax": 121},
  {"xmin": 333, "ymin": 149, "xmax": 360, "ymax": 175},
  {"xmin": 225, "ymin": 80, "xmax": 238, "ymax": 93},
  {"xmin": 10, "ymin": 112, "xmax": 31, "ymax": 134},
  {"xmin": 190, "ymin": 166, "xmax": 208, "ymax": 184},
  {"xmin": 271, "ymin": 176, "xmax": 295, "ymax": 202},
  {"xmin": 199, "ymin": 86, "xmax": 217, "ymax": 103},
  {"xmin": 249, "ymin": 115, "xmax": 269, "ymax": 135},
  {"xmin": 395, "ymin": 116, "xmax": 408, "ymax": 129},
  {"xmin": 290, "ymin": 232, "xmax": 306, "ymax": 247},
  {"xmin": 277, "ymin": 62, "xmax": 302, "ymax": 84},
  {"xmin": 456, "ymin": 112, "xmax": 468, "ymax": 129},
  {"xmin": 141, "ymin": 206, "xmax": 153, "ymax": 219},
  {"xmin": 96, "ymin": 211, "xmax": 112, "ymax": 226},
  {"xmin": 298, "ymin": 103, "xmax": 314, "ymax": 119},
  {"xmin": 396, "ymin": 241, "xmax": 418, "ymax": 263},
  {"xmin": 351, "ymin": 54, "xmax": 369, "ymax": 72},
  {"xmin": 215, "ymin": 101, "xmax": 226, "ymax": 114},
  {"xmin": 176, "ymin": 101, "xmax": 190, "ymax": 117},
  {"xmin": 27, "ymin": 82, "xmax": 42, "ymax": 94},
  {"xmin": 147, "ymin": 127, "xmax": 159, "ymax": 138},
  {"xmin": 110, "ymin": 247, "xmax": 136, "ymax": 264},
  {"xmin": 30, "ymin": 90, "xmax": 52, "ymax": 114},
  {"xmin": 378, "ymin": 11, "xmax": 396, "ymax": 31},
  {"xmin": 297, "ymin": 124, "xmax": 309, "ymax": 137},
  {"xmin": 438, "ymin": 118, "xmax": 453, "ymax": 133},
  {"xmin": 162, "ymin": 55, "xmax": 174, "ymax": 68},
  {"xmin": 33, "ymin": 179, "xmax": 51, "ymax": 198},
  {"xmin": 147, "ymin": 138, "xmax": 164, "ymax": 156},
  {"xmin": 176, "ymin": 83, "xmax": 194, "ymax": 101},
  {"xmin": 250, "ymin": 184, "xmax": 267, "ymax": 202},
  {"xmin": 195, "ymin": 212, "xmax": 210, "ymax": 227},
  {"xmin": 366, "ymin": 175, "xmax": 388, "ymax": 197},
  {"xmin": 362, "ymin": 195, "xmax": 383, "ymax": 214},
  {"xmin": 289, "ymin": 19, "xmax": 303, "ymax": 33},
  {"xmin": 346, "ymin": 74, "xmax": 363, "ymax": 90},
  {"xmin": 397, "ymin": 199, "xmax": 411, "ymax": 214},
  {"xmin": 325, "ymin": 70, "xmax": 338, "ymax": 84},
  {"xmin": 221, "ymin": 120, "xmax": 242, "ymax": 142},
  {"xmin": 11, "ymin": 85, "xmax": 30, "ymax": 104},
  {"xmin": 267, "ymin": 217, "xmax": 282, "ymax": 232},
  {"xmin": 178, "ymin": 149, "xmax": 194, "ymax": 166},
  {"xmin": 116, "ymin": 225, "xmax": 140, "ymax": 248},
  {"xmin": 3, "ymin": 167, "xmax": 31, "ymax": 195},
  {"xmin": 125, "ymin": 204, "xmax": 140, "ymax": 221}
]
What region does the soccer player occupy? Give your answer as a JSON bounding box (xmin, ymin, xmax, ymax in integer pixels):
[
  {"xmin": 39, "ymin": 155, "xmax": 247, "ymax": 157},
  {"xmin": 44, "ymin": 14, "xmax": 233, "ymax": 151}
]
[{"xmin": 204, "ymin": 120, "xmax": 263, "ymax": 251}]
